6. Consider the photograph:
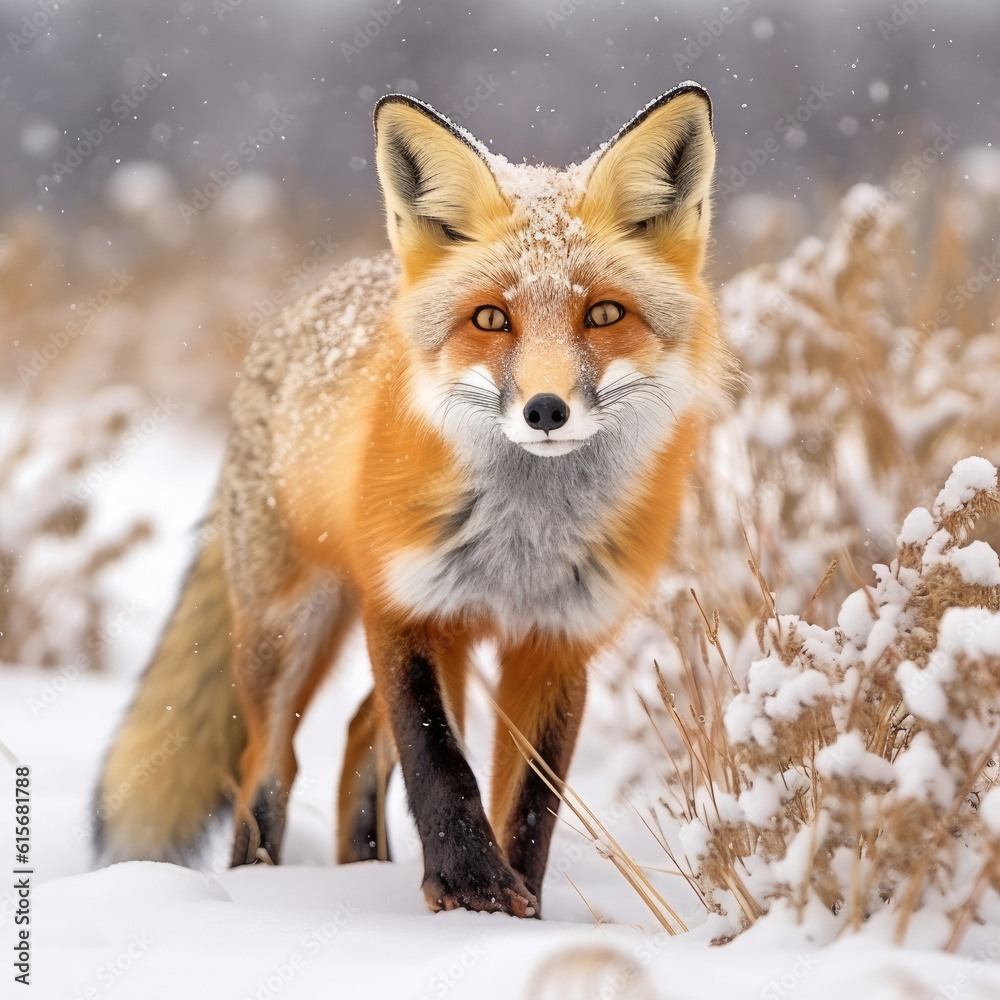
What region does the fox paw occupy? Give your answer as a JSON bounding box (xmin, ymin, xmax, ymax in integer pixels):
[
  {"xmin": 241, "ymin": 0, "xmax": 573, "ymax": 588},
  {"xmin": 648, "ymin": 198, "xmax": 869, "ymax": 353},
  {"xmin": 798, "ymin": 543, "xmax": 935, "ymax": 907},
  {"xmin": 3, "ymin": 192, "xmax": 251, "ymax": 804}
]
[
  {"xmin": 422, "ymin": 868, "xmax": 538, "ymax": 918},
  {"xmin": 230, "ymin": 815, "xmax": 277, "ymax": 867},
  {"xmin": 230, "ymin": 784, "xmax": 286, "ymax": 867},
  {"xmin": 230, "ymin": 818, "xmax": 259, "ymax": 868}
]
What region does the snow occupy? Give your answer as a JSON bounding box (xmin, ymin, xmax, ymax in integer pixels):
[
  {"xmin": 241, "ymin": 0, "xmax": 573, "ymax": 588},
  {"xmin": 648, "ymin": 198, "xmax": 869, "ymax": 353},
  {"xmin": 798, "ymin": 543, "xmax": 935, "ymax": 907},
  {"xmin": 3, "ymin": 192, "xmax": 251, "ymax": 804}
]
[
  {"xmin": 933, "ymin": 457, "xmax": 998, "ymax": 518},
  {"xmin": 8, "ymin": 100, "xmax": 1000, "ymax": 999},
  {"xmin": 938, "ymin": 607, "xmax": 1000, "ymax": 661},
  {"xmin": 678, "ymin": 453, "xmax": 1000, "ymax": 954},
  {"xmin": 10, "ymin": 650, "xmax": 1000, "ymax": 1000},
  {"xmin": 763, "ymin": 667, "xmax": 832, "ymax": 721},
  {"xmin": 11, "ymin": 658, "xmax": 996, "ymax": 1000},
  {"xmin": 898, "ymin": 506, "xmax": 936, "ymax": 548},
  {"xmin": 894, "ymin": 732, "xmax": 955, "ymax": 806},
  {"xmin": 738, "ymin": 775, "xmax": 783, "ymax": 828},
  {"xmin": 677, "ymin": 819, "xmax": 712, "ymax": 861},
  {"xmin": 896, "ymin": 659, "xmax": 949, "ymax": 723},
  {"xmin": 837, "ymin": 588, "xmax": 875, "ymax": 644},
  {"xmin": 723, "ymin": 692, "xmax": 761, "ymax": 744},
  {"xmin": 815, "ymin": 732, "xmax": 896, "ymax": 785},
  {"xmin": 8, "ymin": 549, "xmax": 1000, "ymax": 997},
  {"xmin": 950, "ymin": 540, "xmax": 1000, "ymax": 587},
  {"xmin": 772, "ymin": 815, "xmax": 828, "ymax": 886},
  {"xmin": 1, "ymin": 659, "xmax": 651, "ymax": 997},
  {"xmin": 980, "ymin": 788, "xmax": 1000, "ymax": 835},
  {"xmin": 862, "ymin": 611, "xmax": 901, "ymax": 669}
]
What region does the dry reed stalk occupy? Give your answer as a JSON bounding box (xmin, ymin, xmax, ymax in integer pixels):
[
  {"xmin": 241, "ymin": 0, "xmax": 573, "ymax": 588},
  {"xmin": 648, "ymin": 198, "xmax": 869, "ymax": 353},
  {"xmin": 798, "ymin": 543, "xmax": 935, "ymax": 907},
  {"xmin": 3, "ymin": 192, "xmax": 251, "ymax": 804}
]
[{"xmin": 487, "ymin": 694, "xmax": 689, "ymax": 935}]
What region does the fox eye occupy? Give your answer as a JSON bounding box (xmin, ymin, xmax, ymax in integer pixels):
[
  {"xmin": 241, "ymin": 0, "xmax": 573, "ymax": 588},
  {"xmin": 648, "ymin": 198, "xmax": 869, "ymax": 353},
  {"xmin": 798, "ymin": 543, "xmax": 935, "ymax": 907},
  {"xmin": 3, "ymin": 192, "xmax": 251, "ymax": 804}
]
[
  {"xmin": 585, "ymin": 301, "xmax": 625, "ymax": 328},
  {"xmin": 472, "ymin": 305, "xmax": 510, "ymax": 332}
]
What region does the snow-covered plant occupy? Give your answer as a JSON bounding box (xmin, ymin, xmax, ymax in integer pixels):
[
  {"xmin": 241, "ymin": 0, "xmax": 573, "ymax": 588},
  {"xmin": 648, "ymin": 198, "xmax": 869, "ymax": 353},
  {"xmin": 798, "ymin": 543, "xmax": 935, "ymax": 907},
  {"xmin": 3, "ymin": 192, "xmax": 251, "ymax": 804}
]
[
  {"xmin": 654, "ymin": 458, "xmax": 1000, "ymax": 948},
  {"xmin": 678, "ymin": 182, "xmax": 1000, "ymax": 627},
  {"xmin": 0, "ymin": 387, "xmax": 152, "ymax": 669},
  {"xmin": 595, "ymin": 181, "xmax": 1000, "ymax": 948}
]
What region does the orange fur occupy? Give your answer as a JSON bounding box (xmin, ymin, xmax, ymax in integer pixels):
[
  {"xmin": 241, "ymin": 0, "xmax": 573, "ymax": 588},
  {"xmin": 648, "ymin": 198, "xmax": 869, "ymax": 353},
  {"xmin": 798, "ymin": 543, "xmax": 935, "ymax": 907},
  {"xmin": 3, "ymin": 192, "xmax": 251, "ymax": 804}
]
[
  {"xmin": 236, "ymin": 89, "xmax": 733, "ymax": 903},
  {"xmin": 95, "ymin": 86, "xmax": 740, "ymax": 918}
]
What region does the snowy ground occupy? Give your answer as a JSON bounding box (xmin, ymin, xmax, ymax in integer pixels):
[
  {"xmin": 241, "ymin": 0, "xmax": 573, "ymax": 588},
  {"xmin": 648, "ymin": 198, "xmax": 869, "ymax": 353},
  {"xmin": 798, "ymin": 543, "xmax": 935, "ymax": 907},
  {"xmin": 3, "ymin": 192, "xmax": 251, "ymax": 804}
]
[
  {"xmin": 9, "ymin": 660, "xmax": 1000, "ymax": 1000},
  {"xmin": 3, "ymin": 418, "xmax": 1000, "ymax": 999}
]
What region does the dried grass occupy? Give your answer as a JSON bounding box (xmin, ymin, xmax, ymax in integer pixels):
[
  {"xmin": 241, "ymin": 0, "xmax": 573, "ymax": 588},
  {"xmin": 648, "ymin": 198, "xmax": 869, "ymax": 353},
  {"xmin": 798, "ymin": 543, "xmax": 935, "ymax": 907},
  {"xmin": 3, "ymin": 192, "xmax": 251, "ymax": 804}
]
[
  {"xmin": 606, "ymin": 179, "xmax": 1000, "ymax": 949},
  {"xmin": 0, "ymin": 388, "xmax": 154, "ymax": 668},
  {"xmin": 650, "ymin": 466, "xmax": 1000, "ymax": 948},
  {"xmin": 0, "ymin": 200, "xmax": 380, "ymax": 670}
]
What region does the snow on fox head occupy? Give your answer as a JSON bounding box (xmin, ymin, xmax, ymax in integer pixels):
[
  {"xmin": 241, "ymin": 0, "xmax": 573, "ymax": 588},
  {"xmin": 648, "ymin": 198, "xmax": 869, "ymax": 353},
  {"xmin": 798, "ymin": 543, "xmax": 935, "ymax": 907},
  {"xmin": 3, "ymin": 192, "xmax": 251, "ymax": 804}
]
[{"xmin": 374, "ymin": 85, "xmax": 739, "ymax": 461}]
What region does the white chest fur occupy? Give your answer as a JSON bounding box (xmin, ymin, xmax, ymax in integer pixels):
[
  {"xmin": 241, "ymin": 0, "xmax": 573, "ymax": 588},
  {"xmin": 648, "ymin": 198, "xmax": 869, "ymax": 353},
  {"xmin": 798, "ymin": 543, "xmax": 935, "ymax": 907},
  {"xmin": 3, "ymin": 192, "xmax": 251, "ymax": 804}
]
[{"xmin": 383, "ymin": 434, "xmax": 643, "ymax": 640}]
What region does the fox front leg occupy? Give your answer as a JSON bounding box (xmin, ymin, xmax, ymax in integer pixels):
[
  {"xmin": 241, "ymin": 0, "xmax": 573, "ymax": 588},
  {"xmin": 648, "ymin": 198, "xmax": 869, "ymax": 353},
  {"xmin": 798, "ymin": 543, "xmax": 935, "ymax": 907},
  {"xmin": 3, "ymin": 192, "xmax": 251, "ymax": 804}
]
[
  {"xmin": 490, "ymin": 639, "xmax": 590, "ymax": 906},
  {"xmin": 367, "ymin": 619, "xmax": 537, "ymax": 918}
]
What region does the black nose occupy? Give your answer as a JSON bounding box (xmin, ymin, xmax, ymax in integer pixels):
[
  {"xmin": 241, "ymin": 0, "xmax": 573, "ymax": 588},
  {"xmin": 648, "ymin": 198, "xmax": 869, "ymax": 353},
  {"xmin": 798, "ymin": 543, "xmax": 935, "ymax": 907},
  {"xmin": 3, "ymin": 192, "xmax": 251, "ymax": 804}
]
[{"xmin": 523, "ymin": 393, "xmax": 569, "ymax": 432}]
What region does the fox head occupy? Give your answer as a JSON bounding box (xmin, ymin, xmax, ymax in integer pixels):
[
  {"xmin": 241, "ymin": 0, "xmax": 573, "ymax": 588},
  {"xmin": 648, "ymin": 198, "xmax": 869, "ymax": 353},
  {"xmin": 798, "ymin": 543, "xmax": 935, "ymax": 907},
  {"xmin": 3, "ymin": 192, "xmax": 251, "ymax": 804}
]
[{"xmin": 374, "ymin": 85, "xmax": 740, "ymax": 461}]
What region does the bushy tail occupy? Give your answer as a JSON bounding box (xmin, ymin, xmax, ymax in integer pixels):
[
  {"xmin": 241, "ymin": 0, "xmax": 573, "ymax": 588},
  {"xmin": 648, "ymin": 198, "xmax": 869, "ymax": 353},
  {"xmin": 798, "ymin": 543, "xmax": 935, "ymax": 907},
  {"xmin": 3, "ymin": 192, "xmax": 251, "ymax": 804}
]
[{"xmin": 94, "ymin": 530, "xmax": 245, "ymax": 864}]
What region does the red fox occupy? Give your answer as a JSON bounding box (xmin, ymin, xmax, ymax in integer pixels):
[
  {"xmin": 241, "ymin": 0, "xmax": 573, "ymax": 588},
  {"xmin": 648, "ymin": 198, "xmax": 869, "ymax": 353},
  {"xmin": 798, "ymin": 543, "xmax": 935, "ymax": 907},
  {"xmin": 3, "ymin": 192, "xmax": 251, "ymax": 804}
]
[{"xmin": 94, "ymin": 83, "xmax": 739, "ymax": 918}]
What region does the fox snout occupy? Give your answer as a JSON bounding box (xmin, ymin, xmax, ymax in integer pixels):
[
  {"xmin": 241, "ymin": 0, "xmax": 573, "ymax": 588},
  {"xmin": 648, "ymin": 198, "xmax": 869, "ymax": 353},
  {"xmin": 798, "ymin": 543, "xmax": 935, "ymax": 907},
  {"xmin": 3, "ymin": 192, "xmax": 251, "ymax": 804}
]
[
  {"xmin": 523, "ymin": 393, "xmax": 569, "ymax": 432},
  {"xmin": 492, "ymin": 329, "xmax": 602, "ymax": 456},
  {"xmin": 501, "ymin": 382, "xmax": 601, "ymax": 457},
  {"xmin": 515, "ymin": 391, "xmax": 582, "ymax": 456}
]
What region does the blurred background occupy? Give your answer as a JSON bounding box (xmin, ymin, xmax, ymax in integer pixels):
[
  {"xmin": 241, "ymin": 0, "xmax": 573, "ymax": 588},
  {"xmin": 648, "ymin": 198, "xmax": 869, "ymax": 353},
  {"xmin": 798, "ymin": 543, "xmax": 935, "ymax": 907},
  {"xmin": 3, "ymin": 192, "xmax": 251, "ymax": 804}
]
[
  {"xmin": 3, "ymin": 1, "xmax": 1000, "ymax": 960},
  {"xmin": 0, "ymin": 0, "xmax": 998, "ymax": 680}
]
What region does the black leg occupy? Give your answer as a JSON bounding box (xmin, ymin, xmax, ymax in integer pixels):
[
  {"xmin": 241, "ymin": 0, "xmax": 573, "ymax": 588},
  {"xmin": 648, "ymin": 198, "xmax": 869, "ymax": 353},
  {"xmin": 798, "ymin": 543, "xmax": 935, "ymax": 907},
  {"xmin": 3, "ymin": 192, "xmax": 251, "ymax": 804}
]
[
  {"xmin": 371, "ymin": 626, "xmax": 537, "ymax": 917},
  {"xmin": 337, "ymin": 689, "xmax": 395, "ymax": 864},
  {"xmin": 503, "ymin": 716, "xmax": 582, "ymax": 903}
]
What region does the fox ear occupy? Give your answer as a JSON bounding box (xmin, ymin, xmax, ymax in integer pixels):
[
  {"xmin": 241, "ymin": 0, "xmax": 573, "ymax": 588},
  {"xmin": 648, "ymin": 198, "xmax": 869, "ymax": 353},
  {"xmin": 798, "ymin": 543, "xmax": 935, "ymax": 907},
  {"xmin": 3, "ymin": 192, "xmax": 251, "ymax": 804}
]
[
  {"xmin": 580, "ymin": 84, "xmax": 715, "ymax": 266},
  {"xmin": 374, "ymin": 96, "xmax": 510, "ymax": 277}
]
